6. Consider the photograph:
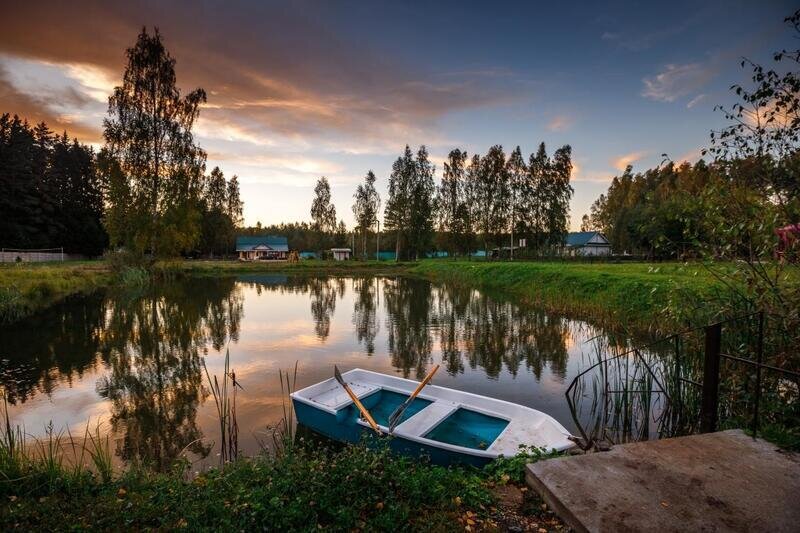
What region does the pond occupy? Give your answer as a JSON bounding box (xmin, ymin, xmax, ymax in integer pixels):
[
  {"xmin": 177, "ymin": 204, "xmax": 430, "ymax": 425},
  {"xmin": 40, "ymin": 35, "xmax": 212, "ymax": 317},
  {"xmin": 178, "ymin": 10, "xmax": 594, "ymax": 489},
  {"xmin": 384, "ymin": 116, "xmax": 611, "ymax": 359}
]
[{"xmin": 0, "ymin": 274, "xmax": 662, "ymax": 470}]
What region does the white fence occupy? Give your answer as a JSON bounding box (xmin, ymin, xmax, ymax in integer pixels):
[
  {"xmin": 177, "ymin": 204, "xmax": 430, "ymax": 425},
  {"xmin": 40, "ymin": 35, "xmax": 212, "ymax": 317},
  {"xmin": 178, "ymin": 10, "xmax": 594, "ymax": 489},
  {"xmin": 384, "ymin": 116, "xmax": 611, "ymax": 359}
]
[{"xmin": 0, "ymin": 248, "xmax": 85, "ymax": 263}]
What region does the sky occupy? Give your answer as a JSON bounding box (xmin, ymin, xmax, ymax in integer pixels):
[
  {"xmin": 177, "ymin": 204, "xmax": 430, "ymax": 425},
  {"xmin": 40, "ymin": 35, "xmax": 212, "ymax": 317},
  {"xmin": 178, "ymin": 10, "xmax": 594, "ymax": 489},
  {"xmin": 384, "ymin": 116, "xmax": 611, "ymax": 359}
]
[{"xmin": 0, "ymin": 0, "xmax": 796, "ymax": 230}]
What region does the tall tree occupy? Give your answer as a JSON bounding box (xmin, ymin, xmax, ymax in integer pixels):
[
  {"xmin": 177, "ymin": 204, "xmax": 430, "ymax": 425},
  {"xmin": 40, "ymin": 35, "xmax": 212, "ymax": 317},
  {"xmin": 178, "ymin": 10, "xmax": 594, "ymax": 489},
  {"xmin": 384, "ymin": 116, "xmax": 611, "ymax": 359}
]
[
  {"xmin": 475, "ymin": 145, "xmax": 509, "ymax": 257},
  {"xmin": 0, "ymin": 115, "xmax": 107, "ymax": 255},
  {"xmin": 310, "ymin": 176, "xmax": 337, "ymax": 236},
  {"xmin": 352, "ymin": 170, "xmax": 381, "ymax": 259},
  {"xmin": 506, "ymin": 146, "xmax": 526, "ymax": 259},
  {"xmin": 407, "ymin": 146, "xmax": 437, "ymax": 260},
  {"xmin": 226, "ymin": 175, "xmax": 243, "ymax": 228},
  {"xmin": 384, "ymin": 146, "xmax": 415, "ymax": 260},
  {"xmin": 437, "ymin": 149, "xmax": 470, "ymax": 256},
  {"xmin": 524, "ymin": 143, "xmax": 550, "ymax": 253},
  {"xmin": 102, "ymin": 27, "xmax": 207, "ymax": 256},
  {"xmin": 544, "ymin": 145, "xmax": 574, "ymax": 251}
]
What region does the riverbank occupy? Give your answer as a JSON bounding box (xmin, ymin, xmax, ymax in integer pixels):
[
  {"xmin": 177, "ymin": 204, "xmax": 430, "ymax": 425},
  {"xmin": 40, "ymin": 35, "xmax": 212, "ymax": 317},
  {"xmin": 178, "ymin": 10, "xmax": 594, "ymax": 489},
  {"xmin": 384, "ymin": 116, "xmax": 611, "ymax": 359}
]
[
  {"xmin": 0, "ymin": 259, "xmax": 414, "ymax": 324},
  {"xmin": 0, "ymin": 433, "xmax": 564, "ymax": 531},
  {"xmin": 0, "ymin": 262, "xmax": 112, "ymax": 323},
  {"xmin": 0, "ymin": 258, "xmax": 717, "ymax": 328},
  {"xmin": 409, "ymin": 260, "xmax": 718, "ymax": 331}
]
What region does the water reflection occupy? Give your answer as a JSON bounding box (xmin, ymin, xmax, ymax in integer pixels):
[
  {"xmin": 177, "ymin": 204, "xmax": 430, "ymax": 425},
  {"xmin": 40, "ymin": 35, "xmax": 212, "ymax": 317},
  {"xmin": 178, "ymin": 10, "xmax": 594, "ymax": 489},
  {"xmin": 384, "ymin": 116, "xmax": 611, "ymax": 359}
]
[
  {"xmin": 0, "ymin": 274, "xmax": 660, "ymax": 465},
  {"xmin": 96, "ymin": 279, "xmax": 243, "ymax": 469}
]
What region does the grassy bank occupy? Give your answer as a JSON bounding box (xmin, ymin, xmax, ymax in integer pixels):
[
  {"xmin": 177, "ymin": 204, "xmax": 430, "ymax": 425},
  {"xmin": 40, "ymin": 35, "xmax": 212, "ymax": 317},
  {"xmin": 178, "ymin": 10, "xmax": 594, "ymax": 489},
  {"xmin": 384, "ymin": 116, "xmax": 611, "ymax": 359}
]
[
  {"xmin": 0, "ymin": 429, "xmax": 563, "ymax": 531},
  {"xmin": 0, "ymin": 259, "xmax": 414, "ymax": 324},
  {"xmin": 410, "ymin": 260, "xmax": 719, "ymax": 331},
  {"xmin": 0, "ymin": 262, "xmax": 112, "ymax": 323}
]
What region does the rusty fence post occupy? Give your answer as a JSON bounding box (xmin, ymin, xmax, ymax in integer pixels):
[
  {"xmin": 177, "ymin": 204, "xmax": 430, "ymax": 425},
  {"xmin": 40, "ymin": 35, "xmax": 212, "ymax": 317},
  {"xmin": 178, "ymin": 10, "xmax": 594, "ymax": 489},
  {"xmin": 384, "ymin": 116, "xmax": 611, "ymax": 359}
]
[{"xmin": 701, "ymin": 323, "xmax": 722, "ymax": 433}]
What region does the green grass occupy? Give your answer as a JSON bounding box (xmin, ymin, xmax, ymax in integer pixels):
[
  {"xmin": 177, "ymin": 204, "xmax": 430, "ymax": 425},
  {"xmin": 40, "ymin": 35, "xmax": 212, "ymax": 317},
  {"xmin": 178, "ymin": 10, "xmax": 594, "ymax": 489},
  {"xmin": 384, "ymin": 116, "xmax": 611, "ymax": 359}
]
[
  {"xmin": 409, "ymin": 259, "xmax": 720, "ymax": 332},
  {"xmin": 0, "ymin": 432, "xmax": 496, "ymax": 531},
  {"xmin": 0, "ymin": 259, "xmax": 413, "ymax": 324},
  {"xmin": 0, "ymin": 261, "xmax": 112, "ymax": 323},
  {"xmin": 155, "ymin": 258, "xmax": 414, "ymax": 277}
]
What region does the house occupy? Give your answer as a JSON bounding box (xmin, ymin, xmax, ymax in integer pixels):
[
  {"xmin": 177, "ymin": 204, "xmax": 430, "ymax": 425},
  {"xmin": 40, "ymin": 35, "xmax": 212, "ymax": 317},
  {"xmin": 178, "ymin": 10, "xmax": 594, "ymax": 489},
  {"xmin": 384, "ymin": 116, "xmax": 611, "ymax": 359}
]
[
  {"xmin": 330, "ymin": 248, "xmax": 351, "ymax": 261},
  {"xmin": 564, "ymin": 231, "xmax": 612, "ymax": 256},
  {"xmin": 236, "ymin": 235, "xmax": 289, "ymax": 261}
]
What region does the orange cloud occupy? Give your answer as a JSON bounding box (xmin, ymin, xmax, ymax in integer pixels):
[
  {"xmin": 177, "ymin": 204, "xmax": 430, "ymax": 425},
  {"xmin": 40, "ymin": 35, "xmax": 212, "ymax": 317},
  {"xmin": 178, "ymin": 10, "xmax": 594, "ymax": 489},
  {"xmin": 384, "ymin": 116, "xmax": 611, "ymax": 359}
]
[{"xmin": 611, "ymin": 151, "xmax": 648, "ymax": 171}]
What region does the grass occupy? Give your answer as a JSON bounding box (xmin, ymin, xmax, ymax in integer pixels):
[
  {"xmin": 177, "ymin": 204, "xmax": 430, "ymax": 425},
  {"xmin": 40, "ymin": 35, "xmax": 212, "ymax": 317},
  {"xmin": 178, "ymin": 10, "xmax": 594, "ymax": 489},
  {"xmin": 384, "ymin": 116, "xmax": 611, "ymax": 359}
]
[
  {"xmin": 0, "ymin": 408, "xmax": 561, "ymax": 530},
  {"xmin": 0, "ymin": 257, "xmax": 721, "ymax": 328},
  {"xmin": 0, "ymin": 259, "xmax": 413, "ymax": 324},
  {"xmin": 0, "ymin": 261, "xmax": 111, "ymax": 323},
  {"xmin": 409, "ymin": 259, "xmax": 721, "ymax": 332}
]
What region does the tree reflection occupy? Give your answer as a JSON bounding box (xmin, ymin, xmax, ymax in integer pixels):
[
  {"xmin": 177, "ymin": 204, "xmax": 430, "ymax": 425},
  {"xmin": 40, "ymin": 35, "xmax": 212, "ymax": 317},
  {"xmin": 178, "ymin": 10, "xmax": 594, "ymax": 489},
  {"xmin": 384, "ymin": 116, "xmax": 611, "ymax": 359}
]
[
  {"xmin": 96, "ymin": 277, "xmax": 243, "ymax": 470},
  {"xmin": 383, "ymin": 278, "xmax": 434, "ymax": 378},
  {"xmin": 0, "ymin": 292, "xmax": 107, "ymax": 404},
  {"xmin": 352, "ymin": 277, "xmax": 379, "ymax": 355},
  {"xmin": 382, "ymin": 279, "xmax": 571, "ymax": 380}
]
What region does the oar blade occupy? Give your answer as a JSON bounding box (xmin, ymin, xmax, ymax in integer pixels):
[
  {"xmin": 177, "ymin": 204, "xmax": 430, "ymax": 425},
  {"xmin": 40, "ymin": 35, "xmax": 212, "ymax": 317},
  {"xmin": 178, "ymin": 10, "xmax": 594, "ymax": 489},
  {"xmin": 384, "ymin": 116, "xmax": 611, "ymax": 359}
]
[{"xmin": 333, "ymin": 365, "xmax": 344, "ymax": 385}]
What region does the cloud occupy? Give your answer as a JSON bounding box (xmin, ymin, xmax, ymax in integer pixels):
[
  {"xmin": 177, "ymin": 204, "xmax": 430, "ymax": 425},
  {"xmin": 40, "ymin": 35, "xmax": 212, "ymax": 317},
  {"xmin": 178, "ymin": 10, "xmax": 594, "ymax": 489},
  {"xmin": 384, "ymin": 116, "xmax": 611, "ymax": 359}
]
[
  {"xmin": 642, "ymin": 63, "xmax": 714, "ymax": 103},
  {"xmin": 686, "ymin": 93, "xmax": 707, "ymax": 108},
  {"xmin": 612, "ymin": 151, "xmax": 648, "ymax": 171},
  {"xmin": 546, "ymin": 115, "xmax": 573, "ymax": 132},
  {"xmin": 0, "ymin": 1, "xmax": 521, "ymax": 153}
]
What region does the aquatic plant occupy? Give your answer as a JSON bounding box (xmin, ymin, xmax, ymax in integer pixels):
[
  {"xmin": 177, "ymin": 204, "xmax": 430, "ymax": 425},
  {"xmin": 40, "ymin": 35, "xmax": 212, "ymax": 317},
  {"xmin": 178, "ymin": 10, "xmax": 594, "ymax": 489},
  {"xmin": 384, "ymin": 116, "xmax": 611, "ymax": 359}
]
[{"xmin": 202, "ymin": 348, "xmax": 241, "ymax": 465}]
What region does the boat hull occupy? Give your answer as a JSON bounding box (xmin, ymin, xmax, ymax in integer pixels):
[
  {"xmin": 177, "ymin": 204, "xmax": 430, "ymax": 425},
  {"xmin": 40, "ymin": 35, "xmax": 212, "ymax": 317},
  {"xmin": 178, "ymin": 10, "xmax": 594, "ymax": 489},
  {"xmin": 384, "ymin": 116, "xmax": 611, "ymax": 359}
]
[{"xmin": 292, "ymin": 399, "xmax": 494, "ymax": 467}]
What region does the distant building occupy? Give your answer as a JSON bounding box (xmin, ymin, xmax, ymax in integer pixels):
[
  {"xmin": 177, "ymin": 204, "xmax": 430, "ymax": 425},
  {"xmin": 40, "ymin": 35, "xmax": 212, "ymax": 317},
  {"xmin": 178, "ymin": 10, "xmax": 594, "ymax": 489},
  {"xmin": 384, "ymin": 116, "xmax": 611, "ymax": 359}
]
[
  {"xmin": 236, "ymin": 235, "xmax": 289, "ymax": 261},
  {"xmin": 330, "ymin": 248, "xmax": 351, "ymax": 261},
  {"xmin": 564, "ymin": 231, "xmax": 611, "ymax": 256}
]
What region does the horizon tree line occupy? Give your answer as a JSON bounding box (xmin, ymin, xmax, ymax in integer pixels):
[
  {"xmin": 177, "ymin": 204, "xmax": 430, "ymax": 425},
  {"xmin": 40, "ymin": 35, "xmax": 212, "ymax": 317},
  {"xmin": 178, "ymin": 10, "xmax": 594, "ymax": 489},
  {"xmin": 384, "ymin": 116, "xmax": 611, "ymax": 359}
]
[{"xmin": 302, "ymin": 142, "xmax": 574, "ymax": 260}]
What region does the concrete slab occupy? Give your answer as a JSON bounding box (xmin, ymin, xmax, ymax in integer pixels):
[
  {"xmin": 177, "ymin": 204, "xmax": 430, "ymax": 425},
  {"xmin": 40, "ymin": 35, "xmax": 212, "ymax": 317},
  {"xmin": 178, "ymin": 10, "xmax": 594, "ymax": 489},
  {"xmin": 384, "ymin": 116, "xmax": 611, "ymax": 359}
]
[{"xmin": 525, "ymin": 430, "xmax": 800, "ymax": 533}]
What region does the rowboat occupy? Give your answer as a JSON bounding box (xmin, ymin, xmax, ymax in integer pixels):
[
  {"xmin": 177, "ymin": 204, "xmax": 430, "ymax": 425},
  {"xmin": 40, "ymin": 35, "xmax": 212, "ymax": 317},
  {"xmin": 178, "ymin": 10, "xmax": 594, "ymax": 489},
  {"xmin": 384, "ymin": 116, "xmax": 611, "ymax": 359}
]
[{"xmin": 290, "ymin": 368, "xmax": 575, "ymax": 466}]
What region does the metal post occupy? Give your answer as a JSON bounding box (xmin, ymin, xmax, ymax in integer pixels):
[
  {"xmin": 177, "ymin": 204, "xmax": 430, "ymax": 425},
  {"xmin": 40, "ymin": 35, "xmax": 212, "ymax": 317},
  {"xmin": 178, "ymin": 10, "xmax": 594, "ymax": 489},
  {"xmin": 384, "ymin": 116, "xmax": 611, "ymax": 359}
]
[
  {"xmin": 701, "ymin": 323, "xmax": 722, "ymax": 433},
  {"xmin": 752, "ymin": 311, "xmax": 764, "ymax": 438}
]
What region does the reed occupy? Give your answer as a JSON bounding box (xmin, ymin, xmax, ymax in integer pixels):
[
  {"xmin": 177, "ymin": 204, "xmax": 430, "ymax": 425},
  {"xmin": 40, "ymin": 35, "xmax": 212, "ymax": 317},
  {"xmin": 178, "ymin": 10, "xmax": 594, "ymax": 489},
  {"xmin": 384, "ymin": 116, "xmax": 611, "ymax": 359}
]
[
  {"xmin": 258, "ymin": 361, "xmax": 299, "ymax": 456},
  {"xmin": 202, "ymin": 348, "xmax": 242, "ymax": 465}
]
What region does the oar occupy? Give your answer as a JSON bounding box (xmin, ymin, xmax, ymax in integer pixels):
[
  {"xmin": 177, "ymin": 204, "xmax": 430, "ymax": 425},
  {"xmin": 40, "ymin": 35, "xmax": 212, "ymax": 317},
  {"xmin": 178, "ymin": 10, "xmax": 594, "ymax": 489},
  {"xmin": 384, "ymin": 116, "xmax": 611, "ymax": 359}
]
[
  {"xmin": 388, "ymin": 364, "xmax": 439, "ymax": 433},
  {"xmin": 334, "ymin": 365, "xmax": 381, "ymax": 435}
]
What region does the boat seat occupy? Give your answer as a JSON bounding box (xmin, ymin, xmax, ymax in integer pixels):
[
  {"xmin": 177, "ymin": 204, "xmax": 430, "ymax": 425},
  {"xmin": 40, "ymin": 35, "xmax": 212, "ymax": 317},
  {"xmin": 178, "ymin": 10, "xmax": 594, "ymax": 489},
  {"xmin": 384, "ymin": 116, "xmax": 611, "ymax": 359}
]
[
  {"xmin": 393, "ymin": 399, "xmax": 460, "ymax": 437},
  {"xmin": 308, "ymin": 380, "xmax": 380, "ymax": 410}
]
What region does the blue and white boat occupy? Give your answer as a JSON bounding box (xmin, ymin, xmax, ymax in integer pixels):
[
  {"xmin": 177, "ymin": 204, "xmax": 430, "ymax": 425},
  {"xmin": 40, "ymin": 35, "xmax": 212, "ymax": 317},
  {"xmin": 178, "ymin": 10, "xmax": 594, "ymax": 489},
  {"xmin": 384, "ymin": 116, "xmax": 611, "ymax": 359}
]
[{"xmin": 290, "ymin": 368, "xmax": 575, "ymax": 466}]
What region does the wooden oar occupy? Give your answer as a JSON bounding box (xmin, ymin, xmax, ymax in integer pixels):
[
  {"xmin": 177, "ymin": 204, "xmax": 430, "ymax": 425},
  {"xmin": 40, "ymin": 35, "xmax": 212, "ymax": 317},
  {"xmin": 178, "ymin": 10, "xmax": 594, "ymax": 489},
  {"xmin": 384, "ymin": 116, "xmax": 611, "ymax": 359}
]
[
  {"xmin": 334, "ymin": 365, "xmax": 381, "ymax": 435},
  {"xmin": 388, "ymin": 364, "xmax": 440, "ymax": 433}
]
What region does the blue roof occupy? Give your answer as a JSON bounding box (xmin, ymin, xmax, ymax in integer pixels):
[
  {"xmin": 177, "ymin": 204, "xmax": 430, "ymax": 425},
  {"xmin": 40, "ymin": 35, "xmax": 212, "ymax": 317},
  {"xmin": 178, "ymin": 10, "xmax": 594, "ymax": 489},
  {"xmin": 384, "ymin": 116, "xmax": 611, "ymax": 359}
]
[
  {"xmin": 565, "ymin": 231, "xmax": 609, "ymax": 247},
  {"xmin": 236, "ymin": 235, "xmax": 288, "ymax": 251}
]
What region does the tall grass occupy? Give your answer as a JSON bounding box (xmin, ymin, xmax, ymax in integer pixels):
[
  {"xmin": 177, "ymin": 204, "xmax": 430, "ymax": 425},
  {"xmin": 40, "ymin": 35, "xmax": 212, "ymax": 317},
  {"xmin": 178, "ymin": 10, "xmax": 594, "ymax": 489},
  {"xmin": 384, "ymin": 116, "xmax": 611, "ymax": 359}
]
[
  {"xmin": 0, "ymin": 389, "xmax": 117, "ymax": 489},
  {"xmin": 202, "ymin": 349, "xmax": 242, "ymax": 465},
  {"xmin": 257, "ymin": 362, "xmax": 299, "ymax": 456}
]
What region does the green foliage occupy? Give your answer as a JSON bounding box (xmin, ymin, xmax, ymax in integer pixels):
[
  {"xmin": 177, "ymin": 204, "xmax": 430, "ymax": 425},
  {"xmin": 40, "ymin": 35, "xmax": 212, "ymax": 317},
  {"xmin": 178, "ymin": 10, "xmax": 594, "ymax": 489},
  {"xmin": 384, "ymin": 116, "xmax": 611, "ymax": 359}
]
[
  {"xmin": 0, "ymin": 115, "xmax": 108, "ymax": 255},
  {"xmin": 352, "ymin": 170, "xmax": 381, "ymax": 259},
  {"xmin": 0, "ymin": 436, "xmax": 492, "ymax": 531},
  {"xmin": 310, "ymin": 176, "xmax": 337, "ymax": 235},
  {"xmin": 102, "ymin": 28, "xmax": 207, "ymax": 257},
  {"xmin": 385, "ymin": 146, "xmax": 436, "ymax": 260},
  {"xmin": 484, "ymin": 445, "xmax": 562, "ymax": 484}
]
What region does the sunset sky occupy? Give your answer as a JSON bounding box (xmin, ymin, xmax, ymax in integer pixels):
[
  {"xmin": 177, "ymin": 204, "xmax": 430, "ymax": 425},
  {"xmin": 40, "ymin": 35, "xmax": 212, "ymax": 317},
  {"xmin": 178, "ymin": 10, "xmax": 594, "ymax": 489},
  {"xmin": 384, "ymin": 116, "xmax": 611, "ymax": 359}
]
[{"xmin": 0, "ymin": 0, "xmax": 795, "ymax": 229}]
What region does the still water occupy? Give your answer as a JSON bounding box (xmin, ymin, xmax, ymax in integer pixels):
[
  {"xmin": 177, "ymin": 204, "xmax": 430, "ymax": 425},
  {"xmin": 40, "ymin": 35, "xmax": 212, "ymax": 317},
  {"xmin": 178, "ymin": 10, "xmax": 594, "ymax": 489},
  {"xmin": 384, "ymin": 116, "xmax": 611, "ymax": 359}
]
[{"xmin": 0, "ymin": 275, "xmax": 644, "ymax": 469}]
